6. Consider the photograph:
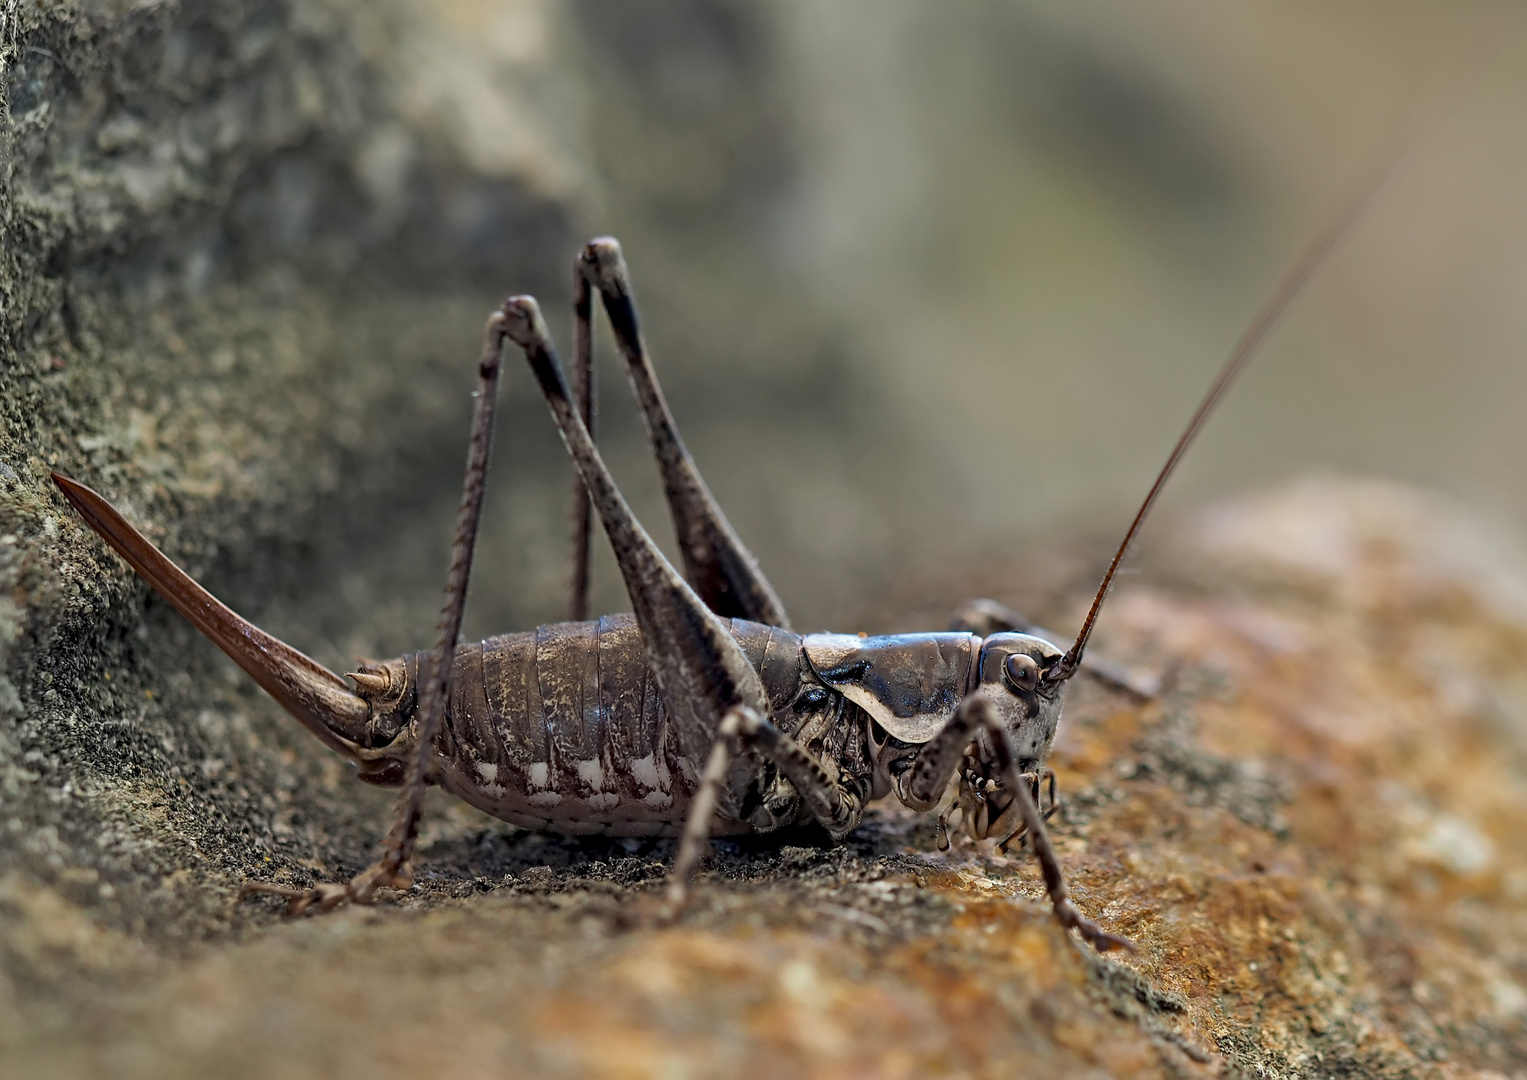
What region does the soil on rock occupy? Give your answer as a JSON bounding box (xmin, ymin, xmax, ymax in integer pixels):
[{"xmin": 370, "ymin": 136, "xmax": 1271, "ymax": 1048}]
[
  {"xmin": 3, "ymin": 4, "xmax": 1526, "ymax": 1078},
  {"xmin": 4, "ymin": 477, "xmax": 1527, "ymax": 1079}
]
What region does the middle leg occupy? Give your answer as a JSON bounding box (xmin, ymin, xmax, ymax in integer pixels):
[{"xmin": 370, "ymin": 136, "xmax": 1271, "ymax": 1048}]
[{"xmin": 665, "ymin": 703, "xmax": 868, "ymax": 911}]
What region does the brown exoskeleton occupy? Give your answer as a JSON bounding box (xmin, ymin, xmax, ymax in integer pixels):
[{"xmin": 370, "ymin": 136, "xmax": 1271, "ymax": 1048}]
[{"xmin": 52, "ymin": 161, "xmax": 1389, "ymax": 950}]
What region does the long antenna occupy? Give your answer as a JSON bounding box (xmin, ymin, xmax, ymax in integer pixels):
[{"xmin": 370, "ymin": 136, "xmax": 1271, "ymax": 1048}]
[{"xmin": 1048, "ymin": 143, "xmax": 1409, "ymax": 685}]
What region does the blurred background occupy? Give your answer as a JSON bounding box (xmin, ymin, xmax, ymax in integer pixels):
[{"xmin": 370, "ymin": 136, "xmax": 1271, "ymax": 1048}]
[
  {"xmin": 233, "ymin": 0, "xmax": 1527, "ymax": 656},
  {"xmin": 10, "ymin": 3, "xmax": 1527, "ymax": 1065}
]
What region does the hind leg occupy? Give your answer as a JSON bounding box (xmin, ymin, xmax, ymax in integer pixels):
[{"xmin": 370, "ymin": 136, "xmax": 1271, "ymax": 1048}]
[
  {"xmin": 245, "ymin": 310, "xmax": 513, "ymax": 915},
  {"xmin": 566, "ymin": 262, "xmax": 597, "ymax": 621},
  {"xmin": 575, "ymin": 238, "xmax": 790, "ymax": 630},
  {"xmin": 505, "ymin": 298, "xmax": 867, "ymax": 910}
]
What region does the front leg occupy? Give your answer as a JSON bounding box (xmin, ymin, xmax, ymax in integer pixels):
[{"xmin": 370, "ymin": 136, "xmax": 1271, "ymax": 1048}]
[
  {"xmin": 973, "ymin": 697, "xmax": 1132, "ymax": 953},
  {"xmin": 994, "ymin": 768, "xmax": 1058, "ymax": 853},
  {"xmin": 892, "ymin": 676, "xmax": 1052, "ymax": 842},
  {"xmin": 900, "ymin": 696, "xmax": 1132, "ymax": 953},
  {"xmin": 897, "ymin": 692, "xmax": 984, "ymax": 812}
]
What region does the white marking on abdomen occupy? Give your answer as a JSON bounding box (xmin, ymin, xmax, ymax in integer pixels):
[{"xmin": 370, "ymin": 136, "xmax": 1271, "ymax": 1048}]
[
  {"xmin": 576, "ymin": 758, "xmax": 604, "ymax": 792},
  {"xmin": 629, "ymin": 753, "xmax": 660, "ymax": 790}
]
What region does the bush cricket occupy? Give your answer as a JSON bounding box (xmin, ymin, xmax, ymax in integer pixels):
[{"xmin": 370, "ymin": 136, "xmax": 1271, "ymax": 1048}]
[{"xmin": 50, "ymin": 157, "xmax": 1393, "ymax": 951}]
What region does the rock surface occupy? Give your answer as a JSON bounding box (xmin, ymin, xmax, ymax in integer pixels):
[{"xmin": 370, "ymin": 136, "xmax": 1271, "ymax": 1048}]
[
  {"xmin": 4, "ymin": 4, "xmax": 1527, "ymax": 1078},
  {"xmin": 6, "ymin": 473, "xmax": 1527, "ymax": 1078}
]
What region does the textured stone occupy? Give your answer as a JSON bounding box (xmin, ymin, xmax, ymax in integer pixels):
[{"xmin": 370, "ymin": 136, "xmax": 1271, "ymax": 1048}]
[
  {"xmin": 4, "ymin": 4, "xmax": 1526, "ymax": 1078},
  {"xmin": 7, "ymin": 473, "xmax": 1527, "ymax": 1077}
]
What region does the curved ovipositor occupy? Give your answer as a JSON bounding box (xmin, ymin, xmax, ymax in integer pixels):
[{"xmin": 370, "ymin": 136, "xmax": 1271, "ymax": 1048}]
[{"xmin": 52, "ymin": 473, "xmax": 370, "ymax": 763}]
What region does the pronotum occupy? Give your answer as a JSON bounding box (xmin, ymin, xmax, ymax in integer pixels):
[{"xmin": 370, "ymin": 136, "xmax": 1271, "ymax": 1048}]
[{"xmin": 51, "ymin": 157, "xmax": 1392, "ymax": 950}]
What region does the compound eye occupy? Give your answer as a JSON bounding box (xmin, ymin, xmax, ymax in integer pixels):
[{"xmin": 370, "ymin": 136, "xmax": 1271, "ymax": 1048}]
[{"xmin": 1004, "ymin": 652, "xmax": 1039, "ymax": 692}]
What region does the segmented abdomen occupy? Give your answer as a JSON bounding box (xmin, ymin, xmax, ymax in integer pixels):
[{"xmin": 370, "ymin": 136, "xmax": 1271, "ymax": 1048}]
[{"xmin": 428, "ymin": 614, "xmax": 804, "ymax": 836}]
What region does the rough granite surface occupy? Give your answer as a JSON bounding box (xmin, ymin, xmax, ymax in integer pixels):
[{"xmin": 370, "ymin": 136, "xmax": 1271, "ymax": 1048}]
[{"xmin": 2, "ymin": 3, "xmax": 1526, "ymax": 1079}]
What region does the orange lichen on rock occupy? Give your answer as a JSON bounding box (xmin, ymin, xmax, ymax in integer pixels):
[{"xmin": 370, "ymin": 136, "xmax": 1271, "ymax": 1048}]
[
  {"xmin": 1060, "ymin": 477, "xmax": 1527, "ymax": 1076},
  {"xmin": 4, "ymin": 478, "xmax": 1526, "ymax": 1078}
]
